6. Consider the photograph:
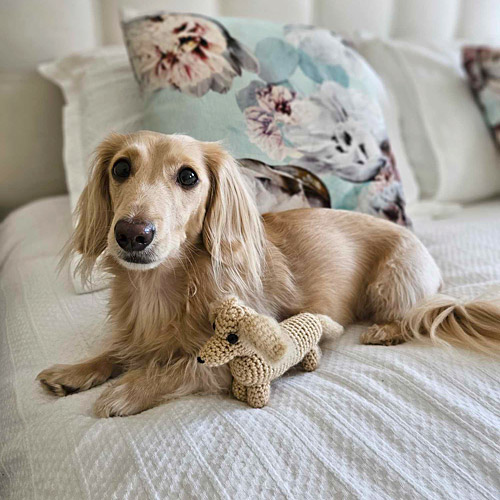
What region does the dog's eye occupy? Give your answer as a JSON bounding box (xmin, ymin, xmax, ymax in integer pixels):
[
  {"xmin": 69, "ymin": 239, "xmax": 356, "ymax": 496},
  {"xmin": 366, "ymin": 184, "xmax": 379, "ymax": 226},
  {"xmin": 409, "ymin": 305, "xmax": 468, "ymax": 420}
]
[
  {"xmin": 226, "ymin": 333, "xmax": 239, "ymax": 344},
  {"xmin": 177, "ymin": 167, "xmax": 198, "ymax": 188},
  {"xmin": 112, "ymin": 159, "xmax": 131, "ymax": 180}
]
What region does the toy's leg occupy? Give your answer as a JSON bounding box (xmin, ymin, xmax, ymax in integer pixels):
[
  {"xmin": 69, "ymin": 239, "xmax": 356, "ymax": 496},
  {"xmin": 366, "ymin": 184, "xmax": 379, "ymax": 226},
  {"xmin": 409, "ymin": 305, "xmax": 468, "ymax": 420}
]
[
  {"xmin": 246, "ymin": 383, "xmax": 271, "ymax": 408},
  {"xmin": 232, "ymin": 379, "xmax": 248, "ymax": 402},
  {"xmin": 301, "ymin": 345, "xmax": 321, "ymax": 372}
]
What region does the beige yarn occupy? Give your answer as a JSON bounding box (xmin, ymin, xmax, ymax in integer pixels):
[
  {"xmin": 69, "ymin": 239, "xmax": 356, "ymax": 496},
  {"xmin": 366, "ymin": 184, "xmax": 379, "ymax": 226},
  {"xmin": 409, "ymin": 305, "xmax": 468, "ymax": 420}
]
[{"xmin": 197, "ymin": 296, "xmax": 344, "ymax": 408}]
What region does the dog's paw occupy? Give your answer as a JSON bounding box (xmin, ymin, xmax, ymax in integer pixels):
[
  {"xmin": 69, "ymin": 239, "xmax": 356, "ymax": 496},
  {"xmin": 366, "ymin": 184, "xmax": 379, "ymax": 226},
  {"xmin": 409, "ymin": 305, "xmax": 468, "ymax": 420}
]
[
  {"xmin": 360, "ymin": 323, "xmax": 406, "ymax": 346},
  {"xmin": 93, "ymin": 378, "xmax": 155, "ymax": 418},
  {"xmin": 37, "ymin": 364, "xmax": 85, "ymax": 396},
  {"xmin": 36, "ymin": 361, "xmax": 113, "ymax": 397}
]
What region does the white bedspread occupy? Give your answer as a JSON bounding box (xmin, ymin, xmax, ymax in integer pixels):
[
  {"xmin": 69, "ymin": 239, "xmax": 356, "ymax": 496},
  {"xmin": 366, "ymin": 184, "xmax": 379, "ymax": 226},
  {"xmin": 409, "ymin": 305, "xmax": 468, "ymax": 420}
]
[{"xmin": 1, "ymin": 196, "xmax": 499, "ymax": 500}]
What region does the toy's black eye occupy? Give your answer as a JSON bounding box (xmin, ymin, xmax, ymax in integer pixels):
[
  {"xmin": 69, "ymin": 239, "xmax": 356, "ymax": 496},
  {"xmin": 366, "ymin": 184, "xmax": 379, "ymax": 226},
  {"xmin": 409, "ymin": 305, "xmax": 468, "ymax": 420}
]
[
  {"xmin": 112, "ymin": 159, "xmax": 131, "ymax": 180},
  {"xmin": 226, "ymin": 333, "xmax": 239, "ymax": 344},
  {"xmin": 212, "ymin": 322, "xmax": 216, "ymax": 330},
  {"xmin": 177, "ymin": 166, "xmax": 198, "ymax": 187}
]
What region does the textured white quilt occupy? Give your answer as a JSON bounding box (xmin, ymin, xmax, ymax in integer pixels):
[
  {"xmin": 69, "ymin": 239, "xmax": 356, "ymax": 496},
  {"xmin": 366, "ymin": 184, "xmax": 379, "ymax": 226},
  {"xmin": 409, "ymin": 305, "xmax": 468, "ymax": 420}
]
[{"xmin": 1, "ymin": 196, "xmax": 499, "ymax": 500}]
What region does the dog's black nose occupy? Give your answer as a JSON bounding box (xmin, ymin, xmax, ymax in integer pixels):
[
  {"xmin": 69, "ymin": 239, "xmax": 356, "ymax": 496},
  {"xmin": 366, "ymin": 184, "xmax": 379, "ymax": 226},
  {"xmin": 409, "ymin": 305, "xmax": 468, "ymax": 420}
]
[
  {"xmin": 114, "ymin": 219, "xmax": 155, "ymax": 252},
  {"xmin": 197, "ymin": 356, "xmax": 205, "ymax": 364}
]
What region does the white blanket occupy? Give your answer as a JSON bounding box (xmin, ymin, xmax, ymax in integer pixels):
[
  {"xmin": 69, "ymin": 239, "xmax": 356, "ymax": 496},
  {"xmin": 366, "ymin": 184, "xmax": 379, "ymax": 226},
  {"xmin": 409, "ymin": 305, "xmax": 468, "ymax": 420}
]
[{"xmin": 1, "ymin": 196, "xmax": 499, "ymax": 500}]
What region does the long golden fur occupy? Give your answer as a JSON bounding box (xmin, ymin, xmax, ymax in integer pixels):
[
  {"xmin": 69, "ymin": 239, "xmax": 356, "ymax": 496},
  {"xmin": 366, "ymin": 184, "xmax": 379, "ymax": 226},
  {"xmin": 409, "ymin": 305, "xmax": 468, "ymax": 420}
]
[{"xmin": 37, "ymin": 131, "xmax": 500, "ymax": 417}]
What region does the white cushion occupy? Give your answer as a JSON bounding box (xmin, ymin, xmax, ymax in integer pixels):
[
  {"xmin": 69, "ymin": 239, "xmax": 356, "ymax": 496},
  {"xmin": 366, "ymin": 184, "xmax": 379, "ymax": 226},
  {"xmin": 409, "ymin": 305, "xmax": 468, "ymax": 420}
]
[
  {"xmin": 39, "ymin": 46, "xmax": 143, "ymax": 212},
  {"xmin": 357, "ymin": 36, "xmax": 500, "ymax": 203},
  {"xmin": 377, "ymin": 83, "xmax": 420, "ymax": 204}
]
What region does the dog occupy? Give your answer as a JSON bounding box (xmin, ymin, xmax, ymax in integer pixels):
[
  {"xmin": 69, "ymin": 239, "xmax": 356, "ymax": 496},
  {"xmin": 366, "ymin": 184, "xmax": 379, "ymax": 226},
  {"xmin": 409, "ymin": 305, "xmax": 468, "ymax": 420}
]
[{"xmin": 37, "ymin": 131, "xmax": 500, "ymax": 417}]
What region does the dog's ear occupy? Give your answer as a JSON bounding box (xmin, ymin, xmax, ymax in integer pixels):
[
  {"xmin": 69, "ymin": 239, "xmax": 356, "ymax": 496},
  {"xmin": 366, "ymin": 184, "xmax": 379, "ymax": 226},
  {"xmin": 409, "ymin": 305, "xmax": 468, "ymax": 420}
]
[
  {"xmin": 65, "ymin": 133, "xmax": 125, "ymax": 280},
  {"xmin": 239, "ymin": 314, "xmax": 289, "ymax": 364},
  {"xmin": 202, "ymin": 142, "xmax": 264, "ymax": 292}
]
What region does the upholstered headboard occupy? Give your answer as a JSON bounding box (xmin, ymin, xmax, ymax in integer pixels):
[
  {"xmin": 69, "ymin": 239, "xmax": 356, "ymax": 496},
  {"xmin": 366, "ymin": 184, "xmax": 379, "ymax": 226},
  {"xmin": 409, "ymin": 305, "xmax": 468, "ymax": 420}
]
[{"xmin": 1, "ymin": 0, "xmax": 499, "ymax": 218}]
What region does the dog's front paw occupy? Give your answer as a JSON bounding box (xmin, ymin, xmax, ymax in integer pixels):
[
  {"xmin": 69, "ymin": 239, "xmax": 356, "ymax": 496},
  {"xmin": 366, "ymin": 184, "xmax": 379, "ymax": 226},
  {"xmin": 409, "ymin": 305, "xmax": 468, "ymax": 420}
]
[
  {"xmin": 93, "ymin": 377, "xmax": 157, "ymax": 418},
  {"xmin": 37, "ymin": 364, "xmax": 87, "ymax": 397},
  {"xmin": 37, "ymin": 359, "xmax": 115, "ymax": 397}
]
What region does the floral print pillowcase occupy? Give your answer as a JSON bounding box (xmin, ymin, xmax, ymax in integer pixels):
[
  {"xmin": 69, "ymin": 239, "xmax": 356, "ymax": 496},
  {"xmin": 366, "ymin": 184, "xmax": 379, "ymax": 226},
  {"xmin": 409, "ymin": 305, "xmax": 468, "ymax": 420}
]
[
  {"xmin": 463, "ymin": 46, "xmax": 500, "ymax": 148},
  {"xmin": 122, "ymin": 13, "xmax": 410, "ymax": 226}
]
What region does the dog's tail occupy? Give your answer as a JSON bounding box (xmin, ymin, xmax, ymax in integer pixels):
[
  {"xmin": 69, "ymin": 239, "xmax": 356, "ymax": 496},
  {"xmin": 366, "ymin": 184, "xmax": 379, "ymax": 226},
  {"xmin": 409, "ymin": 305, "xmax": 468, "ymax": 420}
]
[
  {"xmin": 316, "ymin": 314, "xmax": 345, "ymax": 341},
  {"xmin": 402, "ymin": 295, "xmax": 500, "ymax": 356}
]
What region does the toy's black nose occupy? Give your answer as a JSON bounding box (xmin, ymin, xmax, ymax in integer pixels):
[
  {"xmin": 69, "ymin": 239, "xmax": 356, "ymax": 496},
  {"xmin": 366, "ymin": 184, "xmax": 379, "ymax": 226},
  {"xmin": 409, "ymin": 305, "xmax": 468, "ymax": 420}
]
[
  {"xmin": 114, "ymin": 219, "xmax": 155, "ymax": 252},
  {"xmin": 197, "ymin": 356, "xmax": 205, "ymax": 364}
]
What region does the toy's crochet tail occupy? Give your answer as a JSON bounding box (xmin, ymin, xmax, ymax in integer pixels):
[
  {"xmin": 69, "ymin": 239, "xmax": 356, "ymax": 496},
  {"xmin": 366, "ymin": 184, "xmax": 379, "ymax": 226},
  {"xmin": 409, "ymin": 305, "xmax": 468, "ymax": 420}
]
[{"xmin": 316, "ymin": 315, "xmax": 344, "ymax": 340}]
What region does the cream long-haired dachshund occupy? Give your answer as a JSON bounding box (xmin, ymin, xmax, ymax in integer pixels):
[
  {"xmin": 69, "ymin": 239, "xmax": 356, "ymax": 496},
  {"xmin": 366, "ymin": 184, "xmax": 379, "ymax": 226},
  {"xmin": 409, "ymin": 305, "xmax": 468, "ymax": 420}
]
[{"xmin": 37, "ymin": 131, "xmax": 500, "ymax": 417}]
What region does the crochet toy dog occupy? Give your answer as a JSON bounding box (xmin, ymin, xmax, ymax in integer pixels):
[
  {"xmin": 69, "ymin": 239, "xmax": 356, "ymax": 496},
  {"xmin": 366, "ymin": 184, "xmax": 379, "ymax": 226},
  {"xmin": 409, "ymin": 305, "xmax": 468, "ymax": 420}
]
[{"xmin": 197, "ymin": 296, "xmax": 344, "ymax": 408}]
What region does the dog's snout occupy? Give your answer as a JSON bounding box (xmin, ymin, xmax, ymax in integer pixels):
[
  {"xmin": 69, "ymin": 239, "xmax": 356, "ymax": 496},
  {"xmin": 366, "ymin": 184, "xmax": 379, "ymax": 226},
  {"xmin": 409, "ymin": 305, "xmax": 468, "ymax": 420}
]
[{"xmin": 114, "ymin": 219, "xmax": 155, "ymax": 252}]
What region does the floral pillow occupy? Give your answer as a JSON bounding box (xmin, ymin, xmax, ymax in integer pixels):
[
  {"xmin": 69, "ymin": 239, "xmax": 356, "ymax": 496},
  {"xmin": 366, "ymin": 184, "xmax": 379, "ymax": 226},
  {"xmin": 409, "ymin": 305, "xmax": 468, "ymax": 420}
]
[
  {"xmin": 122, "ymin": 13, "xmax": 410, "ymax": 226},
  {"xmin": 463, "ymin": 46, "xmax": 500, "ymax": 148}
]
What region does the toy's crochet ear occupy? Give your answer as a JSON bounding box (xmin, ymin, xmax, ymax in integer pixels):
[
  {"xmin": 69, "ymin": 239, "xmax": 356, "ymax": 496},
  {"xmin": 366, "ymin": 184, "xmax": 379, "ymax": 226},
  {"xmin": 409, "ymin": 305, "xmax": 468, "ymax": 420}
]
[
  {"xmin": 208, "ymin": 295, "xmax": 240, "ymax": 324},
  {"xmin": 239, "ymin": 314, "xmax": 289, "ymax": 364}
]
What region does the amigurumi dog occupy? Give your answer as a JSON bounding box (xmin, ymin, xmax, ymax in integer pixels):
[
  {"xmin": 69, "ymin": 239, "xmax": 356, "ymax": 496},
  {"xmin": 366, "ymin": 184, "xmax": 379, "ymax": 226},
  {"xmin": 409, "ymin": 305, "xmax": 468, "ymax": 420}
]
[{"xmin": 197, "ymin": 296, "xmax": 344, "ymax": 408}]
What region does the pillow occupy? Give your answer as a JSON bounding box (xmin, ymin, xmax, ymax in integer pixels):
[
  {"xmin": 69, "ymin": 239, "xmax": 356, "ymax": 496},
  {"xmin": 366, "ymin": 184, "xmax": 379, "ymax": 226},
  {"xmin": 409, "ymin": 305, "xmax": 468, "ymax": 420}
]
[
  {"xmin": 463, "ymin": 46, "xmax": 500, "ymax": 148},
  {"xmin": 378, "ymin": 84, "xmax": 419, "ymax": 205},
  {"xmin": 122, "ymin": 14, "xmax": 412, "ymax": 226},
  {"xmin": 39, "ymin": 46, "xmax": 143, "ymax": 213},
  {"xmin": 356, "ymin": 36, "xmax": 500, "ymax": 203}
]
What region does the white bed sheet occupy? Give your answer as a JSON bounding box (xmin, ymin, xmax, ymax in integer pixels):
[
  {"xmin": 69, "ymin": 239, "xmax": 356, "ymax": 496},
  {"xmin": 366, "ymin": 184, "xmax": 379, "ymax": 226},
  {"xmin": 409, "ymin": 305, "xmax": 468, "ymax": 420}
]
[{"xmin": 0, "ymin": 196, "xmax": 499, "ymax": 500}]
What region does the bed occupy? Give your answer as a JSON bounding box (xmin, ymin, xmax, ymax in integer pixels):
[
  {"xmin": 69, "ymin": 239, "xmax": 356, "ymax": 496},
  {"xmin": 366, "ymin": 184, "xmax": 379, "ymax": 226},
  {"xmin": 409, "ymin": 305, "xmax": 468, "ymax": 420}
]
[
  {"xmin": 2, "ymin": 0, "xmax": 500, "ymax": 498},
  {"xmin": 1, "ymin": 195, "xmax": 499, "ymax": 499}
]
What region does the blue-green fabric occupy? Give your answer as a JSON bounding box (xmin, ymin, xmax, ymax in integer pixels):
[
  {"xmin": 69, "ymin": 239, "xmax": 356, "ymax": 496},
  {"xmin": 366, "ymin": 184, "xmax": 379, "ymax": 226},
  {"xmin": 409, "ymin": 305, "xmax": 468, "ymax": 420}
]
[{"xmin": 122, "ymin": 13, "xmax": 409, "ymax": 225}]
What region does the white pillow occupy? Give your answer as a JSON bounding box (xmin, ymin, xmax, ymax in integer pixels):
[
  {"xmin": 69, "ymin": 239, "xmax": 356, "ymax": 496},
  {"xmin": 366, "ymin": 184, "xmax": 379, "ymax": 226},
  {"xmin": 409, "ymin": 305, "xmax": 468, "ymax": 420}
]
[
  {"xmin": 39, "ymin": 46, "xmax": 143, "ymax": 212},
  {"xmin": 356, "ymin": 36, "xmax": 500, "ymax": 203},
  {"xmin": 377, "ymin": 83, "xmax": 420, "ymax": 204}
]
